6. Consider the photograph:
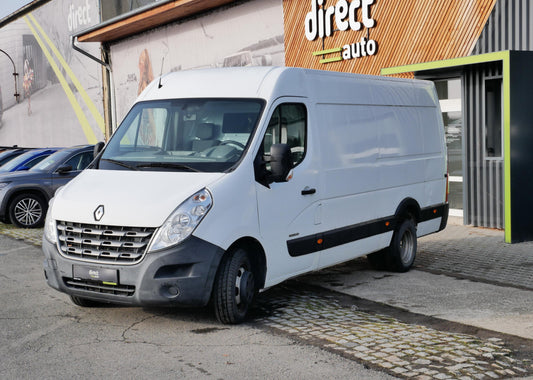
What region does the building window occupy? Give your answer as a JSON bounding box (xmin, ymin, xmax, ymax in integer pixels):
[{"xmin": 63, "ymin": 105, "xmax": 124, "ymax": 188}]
[{"xmin": 484, "ymin": 78, "xmax": 502, "ymax": 159}]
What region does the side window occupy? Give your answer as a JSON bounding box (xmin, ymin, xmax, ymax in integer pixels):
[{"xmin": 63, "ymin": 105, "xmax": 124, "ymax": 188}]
[
  {"xmin": 262, "ymin": 103, "xmax": 307, "ymax": 167},
  {"xmin": 25, "ymin": 155, "xmax": 48, "ymax": 168},
  {"xmin": 63, "ymin": 151, "xmax": 94, "ymax": 171}
]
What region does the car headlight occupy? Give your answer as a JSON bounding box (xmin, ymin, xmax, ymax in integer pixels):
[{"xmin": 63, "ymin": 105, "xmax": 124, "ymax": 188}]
[
  {"xmin": 44, "ymin": 198, "xmax": 57, "ymax": 244},
  {"xmin": 148, "ymin": 188, "xmax": 212, "ymax": 252},
  {"xmin": 0, "ymin": 182, "xmax": 10, "ymax": 190}
]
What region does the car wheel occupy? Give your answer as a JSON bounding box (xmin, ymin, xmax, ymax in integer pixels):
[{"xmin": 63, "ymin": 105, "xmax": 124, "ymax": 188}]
[
  {"xmin": 213, "ymin": 249, "xmax": 256, "ymax": 324},
  {"xmin": 8, "ymin": 193, "xmax": 47, "ymax": 228},
  {"xmin": 387, "ymin": 218, "xmax": 417, "ymax": 272}
]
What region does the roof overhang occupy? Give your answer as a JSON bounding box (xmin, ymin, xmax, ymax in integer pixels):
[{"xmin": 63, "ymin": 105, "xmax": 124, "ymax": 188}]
[
  {"xmin": 0, "ymin": 0, "xmax": 50, "ymax": 29},
  {"xmin": 381, "ymin": 51, "xmax": 509, "ymax": 77},
  {"xmin": 76, "ymin": 0, "xmax": 238, "ymax": 43}
]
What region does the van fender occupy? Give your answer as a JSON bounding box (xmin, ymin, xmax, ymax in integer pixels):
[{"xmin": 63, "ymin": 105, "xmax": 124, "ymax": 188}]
[
  {"xmin": 394, "ymin": 197, "xmax": 448, "ymax": 231},
  {"xmin": 222, "ymin": 236, "xmax": 267, "ymax": 290},
  {"xmin": 394, "ymin": 198, "xmax": 421, "ymax": 224}
]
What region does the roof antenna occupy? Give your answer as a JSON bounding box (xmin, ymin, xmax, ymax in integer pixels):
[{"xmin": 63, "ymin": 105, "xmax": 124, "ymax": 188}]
[{"xmin": 158, "ymin": 57, "xmax": 164, "ymax": 89}]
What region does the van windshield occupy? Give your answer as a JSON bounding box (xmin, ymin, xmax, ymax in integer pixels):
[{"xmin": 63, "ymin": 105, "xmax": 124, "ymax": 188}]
[{"xmin": 100, "ymin": 99, "xmax": 264, "ymax": 172}]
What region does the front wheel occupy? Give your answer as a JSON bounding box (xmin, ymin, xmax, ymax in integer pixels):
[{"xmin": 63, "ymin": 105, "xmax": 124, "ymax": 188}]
[
  {"xmin": 8, "ymin": 193, "xmax": 47, "ymax": 228},
  {"xmin": 213, "ymin": 249, "xmax": 255, "ymax": 324},
  {"xmin": 70, "ymin": 295, "xmax": 105, "ymax": 307},
  {"xmin": 388, "ymin": 218, "xmax": 417, "ymax": 272}
]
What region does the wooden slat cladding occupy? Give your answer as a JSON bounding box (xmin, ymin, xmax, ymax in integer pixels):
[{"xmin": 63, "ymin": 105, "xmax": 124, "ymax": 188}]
[{"xmin": 283, "ymin": 0, "xmax": 497, "ymax": 77}]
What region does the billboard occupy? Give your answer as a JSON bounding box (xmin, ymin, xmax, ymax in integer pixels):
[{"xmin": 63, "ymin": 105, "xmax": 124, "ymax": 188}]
[{"xmin": 0, "ymin": 0, "xmax": 104, "ymax": 147}]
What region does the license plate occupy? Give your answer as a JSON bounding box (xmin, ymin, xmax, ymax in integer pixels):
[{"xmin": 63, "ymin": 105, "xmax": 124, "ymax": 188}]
[{"xmin": 73, "ymin": 265, "xmax": 118, "ymax": 285}]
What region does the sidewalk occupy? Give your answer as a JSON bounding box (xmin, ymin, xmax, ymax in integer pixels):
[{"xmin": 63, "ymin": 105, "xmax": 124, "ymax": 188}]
[{"xmin": 417, "ymin": 217, "xmax": 533, "ymax": 291}]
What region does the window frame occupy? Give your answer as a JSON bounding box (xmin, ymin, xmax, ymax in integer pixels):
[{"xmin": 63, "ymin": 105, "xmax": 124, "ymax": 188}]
[{"xmin": 261, "ymin": 102, "xmax": 308, "ymax": 169}]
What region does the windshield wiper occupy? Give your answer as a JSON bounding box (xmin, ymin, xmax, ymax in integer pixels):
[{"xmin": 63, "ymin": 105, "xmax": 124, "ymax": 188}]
[
  {"xmin": 101, "ymin": 158, "xmax": 139, "ymax": 171},
  {"xmin": 136, "ymin": 162, "xmax": 200, "ymax": 172}
]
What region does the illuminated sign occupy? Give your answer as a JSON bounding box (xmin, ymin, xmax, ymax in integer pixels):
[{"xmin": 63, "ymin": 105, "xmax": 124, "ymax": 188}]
[{"xmin": 304, "ymin": 0, "xmax": 378, "ymax": 64}]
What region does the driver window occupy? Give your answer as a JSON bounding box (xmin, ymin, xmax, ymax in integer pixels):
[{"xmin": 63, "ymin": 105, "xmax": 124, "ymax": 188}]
[
  {"xmin": 262, "ymin": 103, "xmax": 307, "ymax": 167},
  {"xmin": 63, "ymin": 151, "xmax": 94, "ymax": 171}
]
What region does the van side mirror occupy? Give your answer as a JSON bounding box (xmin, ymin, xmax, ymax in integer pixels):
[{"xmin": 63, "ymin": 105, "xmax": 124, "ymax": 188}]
[
  {"xmin": 94, "ymin": 141, "xmax": 105, "ymax": 157},
  {"xmin": 270, "ymin": 143, "xmax": 292, "ymax": 183}
]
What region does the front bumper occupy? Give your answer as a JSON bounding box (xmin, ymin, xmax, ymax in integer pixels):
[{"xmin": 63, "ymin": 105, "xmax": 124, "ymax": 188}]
[{"xmin": 42, "ymin": 235, "xmax": 224, "ymax": 307}]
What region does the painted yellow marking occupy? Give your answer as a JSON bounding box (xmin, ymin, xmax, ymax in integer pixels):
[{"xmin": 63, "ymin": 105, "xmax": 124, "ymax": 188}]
[
  {"xmin": 24, "ymin": 15, "xmax": 97, "ymax": 144},
  {"xmin": 28, "ymin": 13, "xmax": 105, "ymax": 134}
]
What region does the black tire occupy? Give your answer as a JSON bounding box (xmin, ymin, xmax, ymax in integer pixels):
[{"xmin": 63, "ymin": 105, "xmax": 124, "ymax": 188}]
[
  {"xmin": 213, "ymin": 249, "xmax": 256, "ymax": 324},
  {"xmin": 70, "ymin": 295, "xmax": 104, "ymax": 307},
  {"xmin": 387, "ymin": 218, "xmax": 417, "ymax": 272},
  {"xmin": 8, "ymin": 193, "xmax": 47, "ymax": 228}
]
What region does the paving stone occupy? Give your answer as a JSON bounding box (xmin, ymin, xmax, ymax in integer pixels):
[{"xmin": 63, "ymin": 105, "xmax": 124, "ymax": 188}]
[
  {"xmin": 414, "ymin": 376, "xmax": 433, "ymax": 380},
  {"xmin": 391, "ymin": 367, "xmax": 408, "ymax": 374}
]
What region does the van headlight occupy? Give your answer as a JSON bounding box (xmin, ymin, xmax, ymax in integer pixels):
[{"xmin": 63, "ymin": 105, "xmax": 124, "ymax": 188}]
[
  {"xmin": 148, "ymin": 188, "xmax": 212, "ymax": 252},
  {"xmin": 44, "ymin": 198, "xmax": 57, "ymax": 244}
]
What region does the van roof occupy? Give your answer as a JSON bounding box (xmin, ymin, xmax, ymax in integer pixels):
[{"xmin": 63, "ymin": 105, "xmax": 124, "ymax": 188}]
[{"xmin": 137, "ymin": 67, "xmax": 439, "ymax": 108}]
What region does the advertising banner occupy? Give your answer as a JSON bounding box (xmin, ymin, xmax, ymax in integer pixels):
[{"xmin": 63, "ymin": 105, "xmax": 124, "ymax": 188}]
[{"xmin": 0, "ymin": 0, "xmax": 104, "ymax": 147}]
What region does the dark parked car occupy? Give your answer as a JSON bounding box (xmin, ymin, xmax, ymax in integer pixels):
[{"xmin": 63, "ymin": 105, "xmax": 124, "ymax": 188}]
[
  {"xmin": 0, "ymin": 148, "xmax": 29, "ymax": 167},
  {"xmin": 0, "ymin": 148, "xmax": 59, "ymax": 173},
  {"xmin": 0, "ymin": 145, "xmax": 94, "ymax": 228}
]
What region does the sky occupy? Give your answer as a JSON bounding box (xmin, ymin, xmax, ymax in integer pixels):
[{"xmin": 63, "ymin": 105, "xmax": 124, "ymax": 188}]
[{"xmin": 0, "ymin": 0, "xmax": 33, "ymax": 20}]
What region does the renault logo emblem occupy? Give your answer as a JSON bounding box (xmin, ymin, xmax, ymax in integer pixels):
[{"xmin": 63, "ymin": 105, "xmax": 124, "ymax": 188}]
[{"xmin": 94, "ymin": 205, "xmax": 104, "ymax": 221}]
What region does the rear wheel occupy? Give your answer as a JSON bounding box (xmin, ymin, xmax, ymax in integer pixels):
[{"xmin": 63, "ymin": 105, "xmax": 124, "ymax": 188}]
[
  {"xmin": 213, "ymin": 249, "xmax": 255, "ymax": 324},
  {"xmin": 388, "ymin": 218, "xmax": 417, "ymax": 272},
  {"xmin": 8, "ymin": 193, "xmax": 47, "ymax": 228}
]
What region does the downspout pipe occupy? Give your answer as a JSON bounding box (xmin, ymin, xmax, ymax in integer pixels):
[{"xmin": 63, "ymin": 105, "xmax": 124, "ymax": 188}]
[{"xmin": 71, "ymin": 36, "xmax": 116, "ymax": 134}]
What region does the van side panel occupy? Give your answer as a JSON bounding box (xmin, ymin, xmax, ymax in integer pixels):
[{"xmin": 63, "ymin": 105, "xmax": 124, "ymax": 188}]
[
  {"xmin": 308, "ymin": 75, "xmax": 446, "ymax": 270},
  {"xmin": 317, "ymin": 104, "xmax": 379, "ymax": 200}
]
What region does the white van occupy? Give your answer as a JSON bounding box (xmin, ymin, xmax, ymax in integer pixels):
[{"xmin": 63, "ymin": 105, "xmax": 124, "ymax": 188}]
[{"xmin": 42, "ymin": 67, "xmax": 448, "ymax": 323}]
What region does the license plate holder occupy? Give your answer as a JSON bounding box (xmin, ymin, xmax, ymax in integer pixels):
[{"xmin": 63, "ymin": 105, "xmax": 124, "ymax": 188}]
[{"xmin": 73, "ymin": 265, "xmax": 118, "ymax": 285}]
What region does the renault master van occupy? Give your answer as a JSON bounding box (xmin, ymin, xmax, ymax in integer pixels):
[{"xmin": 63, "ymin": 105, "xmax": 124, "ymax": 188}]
[{"xmin": 42, "ymin": 67, "xmax": 448, "ymax": 324}]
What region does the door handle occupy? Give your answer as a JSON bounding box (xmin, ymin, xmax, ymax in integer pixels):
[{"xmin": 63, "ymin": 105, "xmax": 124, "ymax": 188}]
[{"xmin": 301, "ymin": 187, "xmax": 316, "ymax": 195}]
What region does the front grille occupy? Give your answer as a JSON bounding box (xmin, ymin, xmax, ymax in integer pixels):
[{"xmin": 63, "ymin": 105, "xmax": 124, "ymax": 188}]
[
  {"xmin": 63, "ymin": 277, "xmax": 135, "ymax": 297},
  {"xmin": 57, "ymin": 221, "xmax": 155, "ymax": 265}
]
